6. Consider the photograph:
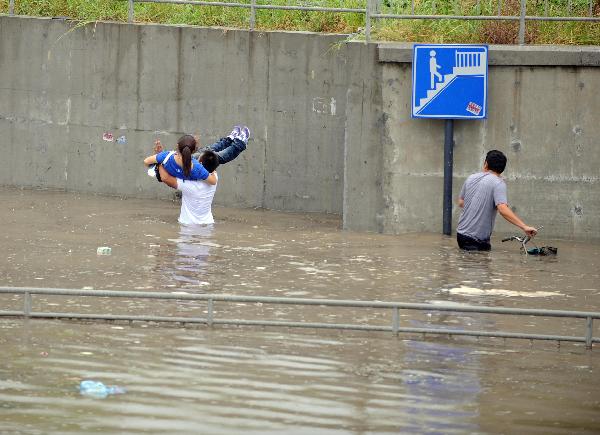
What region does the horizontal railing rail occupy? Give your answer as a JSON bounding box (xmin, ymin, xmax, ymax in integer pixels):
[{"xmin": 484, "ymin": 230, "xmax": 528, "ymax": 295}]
[
  {"xmin": 5, "ymin": 0, "xmax": 600, "ymax": 44},
  {"xmin": 1, "ymin": 286, "xmax": 598, "ymax": 348}
]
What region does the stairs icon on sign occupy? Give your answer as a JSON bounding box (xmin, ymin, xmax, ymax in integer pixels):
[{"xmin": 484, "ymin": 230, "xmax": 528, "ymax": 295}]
[{"xmin": 415, "ymin": 50, "xmax": 487, "ymax": 114}]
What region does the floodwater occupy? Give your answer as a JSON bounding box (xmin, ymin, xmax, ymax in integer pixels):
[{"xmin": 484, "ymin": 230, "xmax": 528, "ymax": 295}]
[{"xmin": 1, "ymin": 186, "xmax": 599, "ymax": 434}]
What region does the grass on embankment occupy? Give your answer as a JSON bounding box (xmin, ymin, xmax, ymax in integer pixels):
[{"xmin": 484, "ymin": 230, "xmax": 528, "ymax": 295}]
[{"xmin": 1, "ymin": 0, "xmax": 599, "ymax": 44}]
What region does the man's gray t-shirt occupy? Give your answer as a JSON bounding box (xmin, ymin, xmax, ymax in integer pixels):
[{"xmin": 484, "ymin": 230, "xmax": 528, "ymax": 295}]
[{"xmin": 457, "ymin": 172, "xmax": 508, "ymax": 242}]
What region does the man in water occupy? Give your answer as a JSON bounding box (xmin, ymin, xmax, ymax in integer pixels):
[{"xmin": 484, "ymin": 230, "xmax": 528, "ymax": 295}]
[
  {"xmin": 150, "ymin": 125, "xmax": 250, "ymax": 225},
  {"xmin": 157, "ymin": 150, "xmax": 220, "ymax": 225},
  {"xmin": 457, "ymin": 150, "xmax": 537, "ymax": 251}
]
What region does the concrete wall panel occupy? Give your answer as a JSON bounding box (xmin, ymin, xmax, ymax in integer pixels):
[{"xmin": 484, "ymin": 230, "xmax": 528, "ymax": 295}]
[
  {"xmin": 1, "ymin": 16, "xmax": 598, "ymax": 240},
  {"xmin": 379, "ymin": 58, "xmax": 600, "ymax": 240}
]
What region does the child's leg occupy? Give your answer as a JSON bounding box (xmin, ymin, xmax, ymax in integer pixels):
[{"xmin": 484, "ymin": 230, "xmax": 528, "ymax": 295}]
[
  {"xmin": 193, "ymin": 137, "xmax": 247, "ymax": 165},
  {"xmin": 208, "ymin": 137, "xmax": 234, "ymax": 153},
  {"xmin": 211, "ymin": 137, "xmax": 246, "ymax": 164}
]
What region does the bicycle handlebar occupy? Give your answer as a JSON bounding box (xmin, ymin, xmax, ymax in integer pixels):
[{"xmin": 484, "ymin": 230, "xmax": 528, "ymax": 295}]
[{"xmin": 502, "ymin": 226, "xmax": 543, "ymax": 244}]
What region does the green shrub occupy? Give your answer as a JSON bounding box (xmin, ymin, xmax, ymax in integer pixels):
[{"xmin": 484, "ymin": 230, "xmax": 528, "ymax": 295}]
[{"xmin": 1, "ymin": 0, "xmax": 598, "ymax": 44}]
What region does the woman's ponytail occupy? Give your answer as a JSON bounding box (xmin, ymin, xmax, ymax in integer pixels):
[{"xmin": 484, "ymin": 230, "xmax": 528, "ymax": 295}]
[
  {"xmin": 181, "ymin": 146, "xmax": 192, "ymax": 178},
  {"xmin": 177, "ymin": 134, "xmax": 197, "ymax": 178}
]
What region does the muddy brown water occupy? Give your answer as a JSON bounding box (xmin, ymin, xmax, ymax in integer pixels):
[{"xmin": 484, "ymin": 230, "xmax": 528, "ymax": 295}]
[{"xmin": 1, "ymin": 187, "xmax": 599, "ymax": 434}]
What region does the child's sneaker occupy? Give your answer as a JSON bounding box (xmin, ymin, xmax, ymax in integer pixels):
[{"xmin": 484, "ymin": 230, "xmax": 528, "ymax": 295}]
[
  {"xmin": 227, "ymin": 125, "xmax": 241, "ymax": 140},
  {"xmin": 238, "ymin": 126, "xmax": 251, "ymax": 143}
]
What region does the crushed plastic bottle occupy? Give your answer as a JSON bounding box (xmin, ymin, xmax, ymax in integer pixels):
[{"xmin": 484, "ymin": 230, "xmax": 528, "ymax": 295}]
[
  {"xmin": 96, "ymin": 247, "xmax": 112, "ymax": 255},
  {"xmin": 79, "ymin": 380, "xmax": 126, "ymax": 398}
]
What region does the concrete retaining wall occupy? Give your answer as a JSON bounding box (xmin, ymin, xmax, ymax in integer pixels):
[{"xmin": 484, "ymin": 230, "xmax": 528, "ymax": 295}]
[
  {"xmin": 1, "ymin": 16, "xmax": 599, "ymax": 239},
  {"xmin": 373, "ymin": 44, "xmax": 600, "ymax": 239},
  {"xmin": 0, "ymin": 16, "xmax": 349, "ymax": 214}
]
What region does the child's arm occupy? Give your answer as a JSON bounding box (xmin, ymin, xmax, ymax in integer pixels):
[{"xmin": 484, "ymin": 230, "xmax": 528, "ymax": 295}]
[
  {"xmin": 143, "ymin": 154, "xmax": 158, "ymax": 166},
  {"xmin": 143, "ymin": 140, "xmax": 166, "ymax": 166}
]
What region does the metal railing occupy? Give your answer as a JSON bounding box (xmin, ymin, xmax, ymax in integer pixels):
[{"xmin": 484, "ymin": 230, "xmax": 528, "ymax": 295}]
[
  {"xmin": 5, "ymin": 0, "xmax": 600, "ymax": 45},
  {"xmin": 1, "ymin": 286, "xmax": 599, "ymax": 348}
]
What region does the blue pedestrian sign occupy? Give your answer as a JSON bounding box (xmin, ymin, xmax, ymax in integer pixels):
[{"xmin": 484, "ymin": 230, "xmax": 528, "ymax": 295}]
[{"xmin": 412, "ymin": 44, "xmax": 488, "ymax": 119}]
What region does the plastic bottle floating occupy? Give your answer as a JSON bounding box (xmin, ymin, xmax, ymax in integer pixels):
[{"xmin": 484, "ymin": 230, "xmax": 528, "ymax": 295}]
[{"xmin": 79, "ymin": 380, "xmax": 126, "ymax": 398}]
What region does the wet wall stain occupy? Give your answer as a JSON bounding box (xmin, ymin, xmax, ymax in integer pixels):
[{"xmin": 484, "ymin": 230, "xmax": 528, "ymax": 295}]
[{"xmin": 510, "ymin": 68, "xmax": 522, "ymax": 150}]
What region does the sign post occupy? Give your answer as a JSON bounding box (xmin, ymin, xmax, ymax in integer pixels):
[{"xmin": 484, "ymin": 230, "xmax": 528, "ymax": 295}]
[
  {"xmin": 443, "ymin": 119, "xmax": 454, "ymax": 236},
  {"xmin": 412, "ymin": 44, "xmax": 488, "ymax": 235}
]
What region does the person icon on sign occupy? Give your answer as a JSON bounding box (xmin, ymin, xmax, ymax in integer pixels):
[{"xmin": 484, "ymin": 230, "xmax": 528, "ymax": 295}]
[{"xmin": 429, "ymin": 50, "xmax": 443, "ymax": 90}]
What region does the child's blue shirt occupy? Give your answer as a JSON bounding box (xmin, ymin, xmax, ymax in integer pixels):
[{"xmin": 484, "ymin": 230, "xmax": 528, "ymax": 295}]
[{"xmin": 156, "ymin": 151, "xmax": 209, "ymax": 181}]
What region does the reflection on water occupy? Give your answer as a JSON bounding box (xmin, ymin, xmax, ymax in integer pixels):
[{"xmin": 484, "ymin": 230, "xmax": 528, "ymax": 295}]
[
  {"xmin": 402, "ymin": 341, "xmax": 480, "ymax": 434},
  {"xmin": 167, "ymin": 224, "xmax": 215, "ymax": 288},
  {"xmin": 1, "ymin": 320, "xmax": 598, "ymax": 434},
  {"xmin": 1, "ymin": 187, "xmax": 600, "ymax": 434}
]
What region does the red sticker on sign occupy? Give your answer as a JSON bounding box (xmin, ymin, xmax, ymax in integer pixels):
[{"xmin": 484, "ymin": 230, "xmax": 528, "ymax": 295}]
[{"xmin": 466, "ymin": 102, "xmax": 482, "ymax": 116}]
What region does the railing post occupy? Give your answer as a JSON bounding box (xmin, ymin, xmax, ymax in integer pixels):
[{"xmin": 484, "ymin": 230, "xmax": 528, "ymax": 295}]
[
  {"xmin": 365, "ymin": 0, "xmax": 371, "ymax": 44},
  {"xmin": 23, "ymin": 292, "xmax": 31, "ymax": 318},
  {"xmin": 585, "ymin": 317, "xmax": 593, "ymax": 349},
  {"xmin": 207, "ymin": 298, "xmax": 214, "ymax": 326},
  {"xmin": 392, "ymin": 307, "xmax": 400, "ymax": 335},
  {"xmin": 518, "ymin": 0, "xmax": 526, "ymax": 45},
  {"xmin": 250, "ymin": 0, "xmax": 256, "ymax": 31},
  {"xmin": 374, "ymin": 0, "xmax": 381, "ymax": 15},
  {"xmin": 9, "ymin": 0, "xmax": 15, "ymax": 15},
  {"xmin": 128, "ymin": 0, "xmax": 134, "ymax": 23}
]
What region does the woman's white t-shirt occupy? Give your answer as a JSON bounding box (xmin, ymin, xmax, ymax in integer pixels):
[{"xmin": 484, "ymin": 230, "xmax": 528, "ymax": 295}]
[{"xmin": 176, "ymin": 174, "xmax": 217, "ymax": 225}]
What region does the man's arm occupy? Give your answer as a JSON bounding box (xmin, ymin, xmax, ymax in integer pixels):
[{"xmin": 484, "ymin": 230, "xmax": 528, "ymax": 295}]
[
  {"xmin": 158, "ymin": 165, "xmax": 178, "ymax": 189},
  {"xmin": 159, "ymin": 165, "xmax": 216, "ymax": 187},
  {"xmin": 497, "ymin": 203, "xmax": 537, "ymax": 237},
  {"xmin": 457, "ymin": 180, "xmax": 467, "ymax": 208},
  {"xmin": 205, "ymin": 172, "xmax": 217, "ymax": 185}
]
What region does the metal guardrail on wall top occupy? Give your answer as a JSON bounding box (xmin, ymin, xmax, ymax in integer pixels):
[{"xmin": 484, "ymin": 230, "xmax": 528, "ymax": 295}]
[
  {"xmin": 6, "ymin": 0, "xmax": 600, "ymax": 44},
  {"xmin": 0, "ymin": 287, "xmax": 599, "ymax": 348}
]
